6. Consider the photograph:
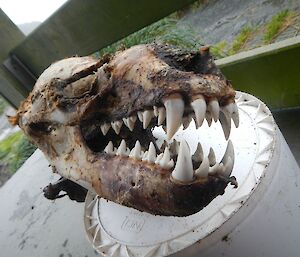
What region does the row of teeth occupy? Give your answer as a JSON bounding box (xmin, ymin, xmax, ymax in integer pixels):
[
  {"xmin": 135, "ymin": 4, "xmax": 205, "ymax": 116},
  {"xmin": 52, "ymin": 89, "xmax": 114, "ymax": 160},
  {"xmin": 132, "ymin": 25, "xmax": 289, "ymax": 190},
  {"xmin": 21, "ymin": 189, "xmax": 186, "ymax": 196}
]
[
  {"xmin": 100, "ymin": 94, "xmax": 239, "ymax": 140},
  {"xmin": 104, "ymin": 139, "xmax": 234, "ymax": 183}
]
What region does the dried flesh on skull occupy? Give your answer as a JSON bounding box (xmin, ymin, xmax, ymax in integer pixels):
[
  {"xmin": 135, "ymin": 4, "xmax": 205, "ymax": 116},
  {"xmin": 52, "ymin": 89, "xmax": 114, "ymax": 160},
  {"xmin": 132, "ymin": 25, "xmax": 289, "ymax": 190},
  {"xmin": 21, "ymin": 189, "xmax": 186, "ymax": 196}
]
[{"xmin": 14, "ymin": 44, "xmax": 238, "ymax": 216}]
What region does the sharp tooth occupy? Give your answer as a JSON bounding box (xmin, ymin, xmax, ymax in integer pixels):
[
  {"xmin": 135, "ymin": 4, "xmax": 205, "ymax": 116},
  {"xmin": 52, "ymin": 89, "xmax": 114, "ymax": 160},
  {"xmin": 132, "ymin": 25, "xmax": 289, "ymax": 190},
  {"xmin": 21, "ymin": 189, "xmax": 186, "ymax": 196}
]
[
  {"xmin": 223, "ymin": 156, "xmax": 234, "ymax": 177},
  {"xmin": 191, "ymin": 96, "xmax": 206, "ymax": 128},
  {"xmin": 192, "ymin": 142, "xmax": 203, "ymax": 163},
  {"xmin": 142, "ymin": 151, "xmax": 148, "ymax": 161},
  {"xmin": 182, "ymin": 115, "xmax": 192, "ymax": 130},
  {"xmin": 164, "ymin": 95, "xmax": 184, "ymax": 139},
  {"xmin": 169, "ymin": 139, "xmax": 180, "ymax": 156},
  {"xmin": 123, "ymin": 116, "xmax": 136, "ymax": 131},
  {"xmin": 208, "ymin": 147, "xmax": 216, "ymax": 166},
  {"xmin": 208, "ymin": 99, "xmax": 219, "ymax": 122},
  {"xmin": 157, "ymin": 107, "xmax": 166, "ymax": 126},
  {"xmin": 219, "ymin": 111, "xmax": 231, "ymax": 140},
  {"xmin": 160, "ymin": 140, "xmax": 168, "ymax": 152},
  {"xmin": 221, "ymin": 140, "xmax": 235, "ymax": 165},
  {"xmin": 137, "ymin": 111, "xmax": 143, "ymax": 122},
  {"xmin": 209, "ymin": 163, "xmax": 223, "ymax": 175},
  {"xmin": 116, "ymin": 140, "xmax": 128, "ymax": 156},
  {"xmin": 206, "ymin": 112, "xmax": 213, "ymax": 127},
  {"xmin": 146, "ymin": 142, "xmax": 157, "ymax": 163},
  {"xmin": 104, "ymin": 141, "xmax": 114, "ymax": 154},
  {"xmin": 223, "ymin": 103, "xmax": 234, "ymax": 114},
  {"xmin": 143, "ymin": 110, "xmax": 154, "ymax": 129},
  {"xmin": 155, "ymin": 153, "xmax": 163, "ymax": 162},
  {"xmin": 100, "ymin": 123, "xmax": 111, "ymax": 135},
  {"xmin": 195, "ymin": 157, "xmax": 209, "ymax": 178},
  {"xmin": 129, "ymin": 140, "xmax": 142, "ymax": 160},
  {"xmin": 111, "ymin": 120, "xmax": 123, "ymax": 134},
  {"xmin": 171, "ymin": 139, "xmax": 194, "ymax": 182},
  {"xmin": 153, "ymin": 106, "xmax": 159, "ymax": 117},
  {"xmin": 232, "ymin": 103, "xmax": 239, "ymax": 128},
  {"xmin": 156, "ymin": 147, "xmax": 174, "ymax": 169}
]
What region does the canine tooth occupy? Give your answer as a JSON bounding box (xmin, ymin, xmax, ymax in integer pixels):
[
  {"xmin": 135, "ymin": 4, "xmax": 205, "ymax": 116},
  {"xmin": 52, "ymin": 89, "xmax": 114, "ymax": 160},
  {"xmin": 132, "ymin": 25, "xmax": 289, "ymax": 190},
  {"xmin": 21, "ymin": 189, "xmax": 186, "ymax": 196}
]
[
  {"xmin": 219, "ymin": 111, "xmax": 231, "ymax": 140},
  {"xmin": 232, "ymin": 103, "xmax": 239, "ymax": 128},
  {"xmin": 208, "ymin": 99, "xmax": 219, "ymax": 122},
  {"xmin": 164, "ymin": 95, "xmax": 184, "ymax": 139},
  {"xmin": 104, "ymin": 141, "xmax": 114, "ymax": 154},
  {"xmin": 182, "ymin": 115, "xmax": 192, "ymax": 130},
  {"xmin": 111, "ymin": 120, "xmax": 123, "ymax": 134},
  {"xmin": 156, "ymin": 147, "xmax": 173, "ymax": 169},
  {"xmin": 191, "ymin": 96, "xmax": 206, "ymax": 128},
  {"xmin": 143, "ymin": 110, "xmax": 154, "ymax": 129},
  {"xmin": 221, "ymin": 140, "xmax": 235, "ymax": 165},
  {"xmin": 129, "ymin": 140, "xmax": 142, "ymax": 160},
  {"xmin": 172, "ymin": 140, "xmax": 194, "ymax": 182},
  {"xmin": 223, "ymin": 156, "xmax": 234, "ymax": 177},
  {"xmin": 116, "ymin": 140, "xmax": 128, "ymax": 156},
  {"xmin": 146, "ymin": 142, "xmax": 157, "ymax": 163},
  {"xmin": 153, "ymin": 106, "xmax": 159, "ymax": 117},
  {"xmin": 192, "ymin": 142, "xmax": 203, "ymax": 163},
  {"xmin": 100, "ymin": 123, "xmax": 111, "ymax": 135},
  {"xmin": 208, "ymin": 147, "xmax": 216, "ymax": 166},
  {"xmin": 157, "ymin": 107, "xmax": 166, "ymax": 126},
  {"xmin": 206, "ymin": 112, "xmax": 213, "ymax": 127},
  {"xmin": 195, "ymin": 157, "xmax": 209, "ymax": 178},
  {"xmin": 137, "ymin": 111, "xmax": 143, "ymax": 122}
]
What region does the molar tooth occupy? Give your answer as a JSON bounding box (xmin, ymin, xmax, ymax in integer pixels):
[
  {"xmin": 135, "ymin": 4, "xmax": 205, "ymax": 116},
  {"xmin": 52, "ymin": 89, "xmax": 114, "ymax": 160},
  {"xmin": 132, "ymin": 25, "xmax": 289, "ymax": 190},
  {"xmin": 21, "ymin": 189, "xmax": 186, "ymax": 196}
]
[
  {"xmin": 100, "ymin": 123, "xmax": 111, "ymax": 135},
  {"xmin": 156, "ymin": 147, "xmax": 174, "ymax": 169},
  {"xmin": 232, "ymin": 103, "xmax": 239, "ymax": 128},
  {"xmin": 219, "ymin": 111, "xmax": 231, "ymax": 140},
  {"xmin": 157, "ymin": 107, "xmax": 166, "ymax": 126},
  {"xmin": 143, "ymin": 110, "xmax": 154, "ymax": 129},
  {"xmin": 182, "ymin": 115, "xmax": 192, "ymax": 130},
  {"xmin": 153, "ymin": 106, "xmax": 159, "ymax": 117},
  {"xmin": 171, "ymin": 139, "xmax": 194, "ymax": 182},
  {"xmin": 142, "ymin": 151, "xmax": 148, "ymax": 161},
  {"xmin": 111, "ymin": 120, "xmax": 123, "ymax": 134},
  {"xmin": 195, "ymin": 157, "xmax": 209, "ymax": 178},
  {"xmin": 146, "ymin": 142, "xmax": 157, "ymax": 163},
  {"xmin": 129, "ymin": 140, "xmax": 142, "ymax": 160},
  {"xmin": 208, "ymin": 99, "xmax": 220, "ymax": 122},
  {"xmin": 137, "ymin": 111, "xmax": 143, "ymax": 122},
  {"xmin": 155, "ymin": 153, "xmax": 163, "ymax": 162},
  {"xmin": 205, "ymin": 112, "xmax": 213, "ymax": 127},
  {"xmin": 104, "ymin": 141, "xmax": 114, "ymax": 154},
  {"xmin": 164, "ymin": 95, "xmax": 184, "ymax": 139},
  {"xmin": 116, "ymin": 140, "xmax": 128, "ymax": 156},
  {"xmin": 192, "ymin": 142, "xmax": 203, "ymax": 163},
  {"xmin": 191, "ymin": 96, "xmax": 206, "ymax": 128},
  {"xmin": 209, "ymin": 163, "xmax": 224, "ymax": 175},
  {"xmin": 208, "ymin": 147, "xmax": 216, "ymax": 166}
]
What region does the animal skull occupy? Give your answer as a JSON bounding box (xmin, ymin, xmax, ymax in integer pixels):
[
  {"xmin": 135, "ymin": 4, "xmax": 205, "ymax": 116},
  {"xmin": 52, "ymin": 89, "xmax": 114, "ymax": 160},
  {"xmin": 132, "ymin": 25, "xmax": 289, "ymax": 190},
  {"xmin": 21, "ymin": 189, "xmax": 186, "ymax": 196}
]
[{"xmin": 14, "ymin": 44, "xmax": 238, "ymax": 216}]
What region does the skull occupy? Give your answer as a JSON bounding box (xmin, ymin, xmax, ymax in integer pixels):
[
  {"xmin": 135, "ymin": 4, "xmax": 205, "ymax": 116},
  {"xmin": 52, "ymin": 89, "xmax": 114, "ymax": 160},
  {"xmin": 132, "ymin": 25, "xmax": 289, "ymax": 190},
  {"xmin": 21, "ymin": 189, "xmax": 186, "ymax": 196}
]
[{"xmin": 15, "ymin": 44, "xmax": 238, "ymax": 216}]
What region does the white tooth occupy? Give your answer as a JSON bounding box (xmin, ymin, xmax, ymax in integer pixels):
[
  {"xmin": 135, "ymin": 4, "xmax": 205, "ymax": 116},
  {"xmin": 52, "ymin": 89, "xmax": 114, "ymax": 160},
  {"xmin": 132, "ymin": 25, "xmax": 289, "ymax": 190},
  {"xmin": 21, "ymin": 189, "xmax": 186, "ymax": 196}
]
[
  {"xmin": 223, "ymin": 103, "xmax": 234, "ymax": 114},
  {"xmin": 164, "ymin": 95, "xmax": 184, "ymax": 139},
  {"xmin": 153, "ymin": 106, "xmax": 159, "ymax": 117},
  {"xmin": 157, "ymin": 107, "xmax": 166, "ymax": 125},
  {"xmin": 223, "ymin": 156, "xmax": 234, "ymax": 177},
  {"xmin": 219, "ymin": 111, "xmax": 231, "ymax": 140},
  {"xmin": 232, "ymin": 103, "xmax": 239, "ymax": 128},
  {"xmin": 191, "ymin": 96, "xmax": 206, "ymax": 128},
  {"xmin": 122, "ymin": 117, "xmax": 129, "ymax": 127},
  {"xmin": 142, "ymin": 151, "xmax": 148, "ymax": 161},
  {"xmin": 143, "ymin": 110, "xmax": 154, "ymax": 129},
  {"xmin": 208, "ymin": 99, "xmax": 219, "ymax": 122},
  {"xmin": 206, "ymin": 112, "xmax": 213, "ymax": 127},
  {"xmin": 182, "ymin": 115, "xmax": 192, "ymax": 130},
  {"xmin": 221, "ymin": 140, "xmax": 235, "ymax": 165},
  {"xmin": 137, "ymin": 111, "xmax": 143, "ymax": 122},
  {"xmin": 208, "ymin": 147, "xmax": 216, "ymax": 166},
  {"xmin": 195, "ymin": 157, "xmax": 209, "ymax": 178},
  {"xmin": 123, "ymin": 116, "xmax": 136, "ymax": 131},
  {"xmin": 192, "ymin": 142, "xmax": 203, "ymax": 163},
  {"xmin": 171, "ymin": 140, "xmax": 194, "ymax": 182},
  {"xmin": 209, "ymin": 163, "xmax": 224, "ymax": 175},
  {"xmin": 155, "ymin": 153, "xmax": 163, "ymax": 163},
  {"xmin": 129, "ymin": 140, "xmax": 142, "ymax": 160},
  {"xmin": 116, "ymin": 140, "xmax": 127, "ymax": 156},
  {"xmin": 157, "ymin": 147, "xmax": 173, "ymax": 169},
  {"xmin": 160, "ymin": 140, "xmax": 168, "ymax": 152},
  {"xmin": 100, "ymin": 123, "xmax": 111, "ymax": 135},
  {"xmin": 146, "ymin": 142, "xmax": 156, "ymax": 163},
  {"xmin": 111, "ymin": 120, "xmax": 123, "ymax": 134},
  {"xmin": 104, "ymin": 141, "xmax": 114, "ymax": 154}
]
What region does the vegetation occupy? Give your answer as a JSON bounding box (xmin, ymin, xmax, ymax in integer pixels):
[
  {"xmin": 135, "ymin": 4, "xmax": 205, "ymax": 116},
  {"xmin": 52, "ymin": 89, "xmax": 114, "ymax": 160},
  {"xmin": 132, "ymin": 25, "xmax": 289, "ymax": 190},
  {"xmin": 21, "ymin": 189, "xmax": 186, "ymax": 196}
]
[
  {"xmin": 0, "ymin": 97, "xmax": 8, "ymax": 115},
  {"xmin": 263, "ymin": 10, "xmax": 292, "ymax": 43},
  {"xmin": 211, "ymin": 41, "xmax": 228, "ymax": 59},
  {"xmin": 0, "ymin": 131, "xmax": 36, "ymax": 173},
  {"xmin": 230, "ymin": 26, "xmax": 254, "ymax": 55}
]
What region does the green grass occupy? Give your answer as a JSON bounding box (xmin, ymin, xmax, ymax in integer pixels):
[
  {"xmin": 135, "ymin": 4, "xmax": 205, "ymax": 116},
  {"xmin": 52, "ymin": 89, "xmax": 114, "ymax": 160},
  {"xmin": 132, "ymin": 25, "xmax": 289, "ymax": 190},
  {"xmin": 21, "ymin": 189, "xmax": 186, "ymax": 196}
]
[
  {"xmin": 0, "ymin": 131, "xmax": 37, "ymax": 173},
  {"xmin": 230, "ymin": 26, "xmax": 253, "ymax": 55},
  {"xmin": 263, "ymin": 10, "xmax": 291, "ymax": 43},
  {"xmin": 211, "ymin": 41, "xmax": 228, "ymax": 59}
]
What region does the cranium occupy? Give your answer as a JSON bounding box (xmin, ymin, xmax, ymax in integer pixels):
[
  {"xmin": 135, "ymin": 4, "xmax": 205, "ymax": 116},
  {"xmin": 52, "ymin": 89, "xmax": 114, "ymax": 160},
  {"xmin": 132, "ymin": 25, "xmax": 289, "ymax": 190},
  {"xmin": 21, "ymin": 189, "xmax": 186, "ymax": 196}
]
[{"xmin": 14, "ymin": 44, "xmax": 238, "ymax": 216}]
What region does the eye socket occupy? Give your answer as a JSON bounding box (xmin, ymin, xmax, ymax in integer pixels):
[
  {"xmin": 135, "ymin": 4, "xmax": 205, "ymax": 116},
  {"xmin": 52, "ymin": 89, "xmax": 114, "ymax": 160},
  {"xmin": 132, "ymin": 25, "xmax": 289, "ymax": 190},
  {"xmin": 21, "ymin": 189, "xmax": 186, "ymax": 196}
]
[{"xmin": 29, "ymin": 122, "xmax": 53, "ymax": 134}]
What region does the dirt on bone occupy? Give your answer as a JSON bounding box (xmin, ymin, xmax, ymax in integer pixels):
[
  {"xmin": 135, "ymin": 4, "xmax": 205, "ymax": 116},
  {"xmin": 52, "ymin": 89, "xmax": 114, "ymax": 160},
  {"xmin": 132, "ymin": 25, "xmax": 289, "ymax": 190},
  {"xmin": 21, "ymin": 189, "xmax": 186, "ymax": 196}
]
[{"xmin": 15, "ymin": 43, "xmax": 238, "ymax": 216}]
